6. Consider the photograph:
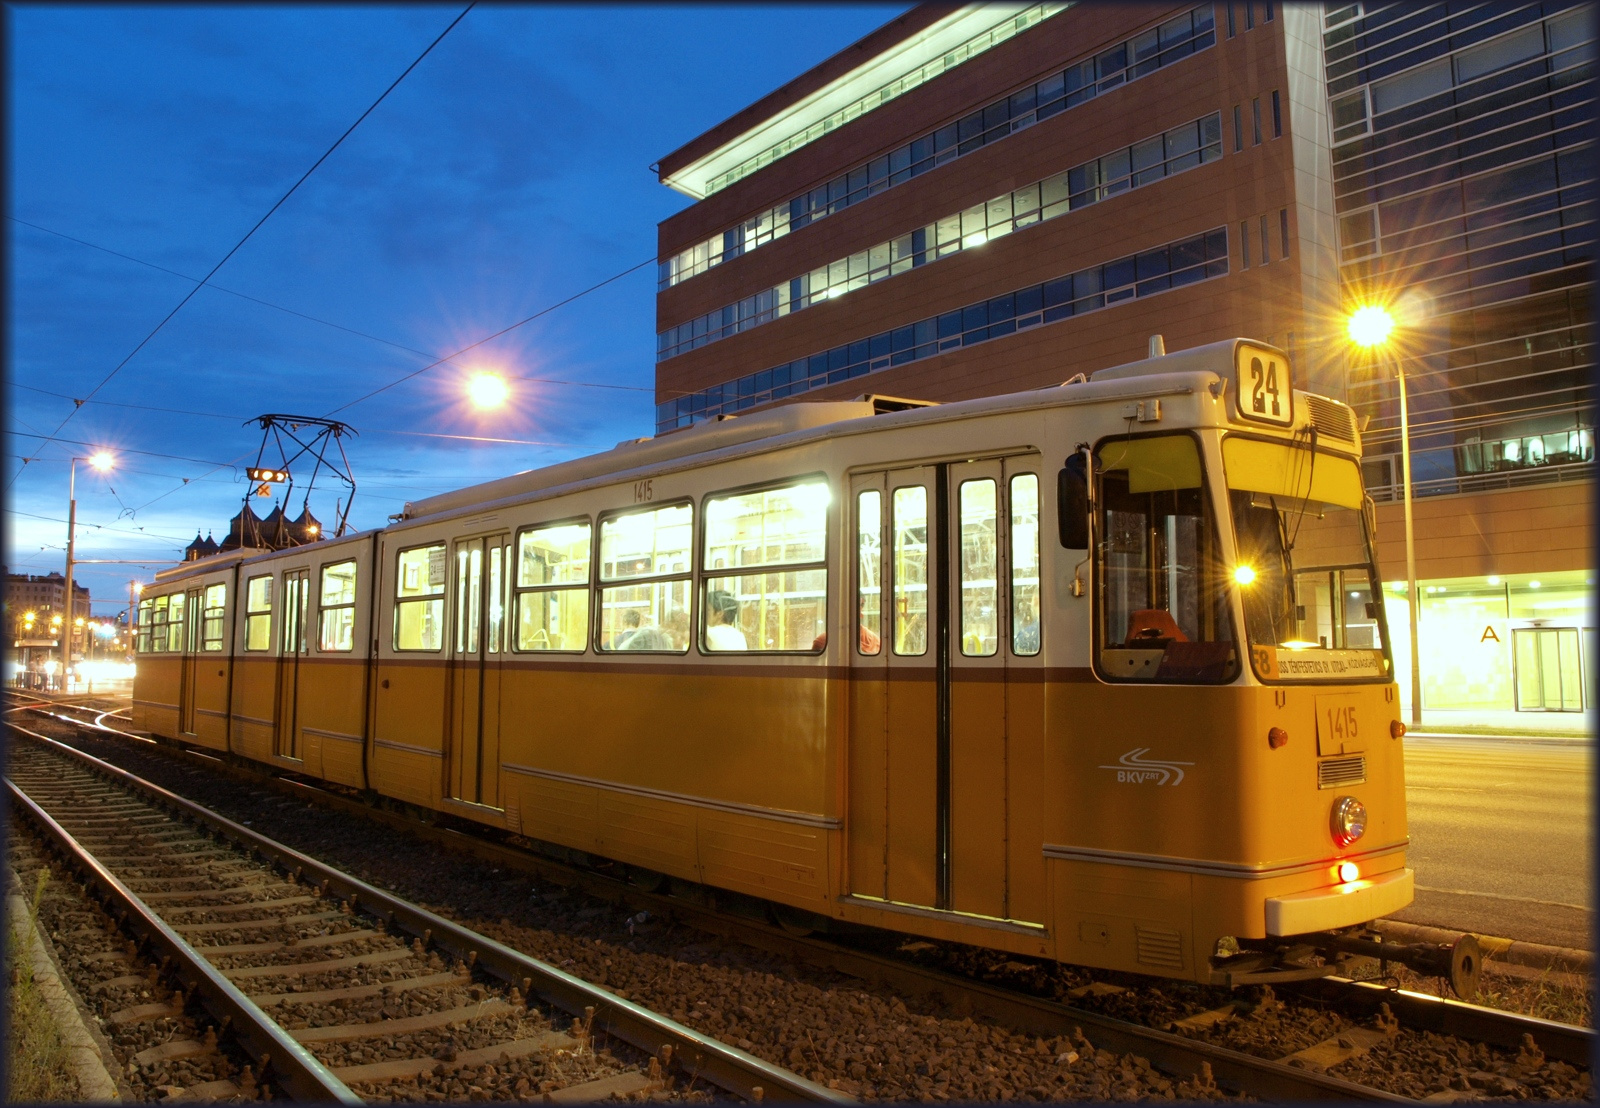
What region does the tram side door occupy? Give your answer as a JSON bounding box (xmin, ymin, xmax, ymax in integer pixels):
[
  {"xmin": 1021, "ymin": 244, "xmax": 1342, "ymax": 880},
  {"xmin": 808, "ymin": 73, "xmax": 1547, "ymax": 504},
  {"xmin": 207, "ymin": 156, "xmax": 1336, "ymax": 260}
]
[
  {"xmin": 447, "ymin": 534, "xmax": 509, "ymax": 808},
  {"xmin": 275, "ymin": 569, "xmax": 309, "ymax": 760},
  {"xmin": 848, "ymin": 467, "xmax": 941, "ymax": 909},
  {"xmin": 178, "ymin": 587, "xmax": 202, "ymax": 736},
  {"xmin": 946, "ymin": 457, "xmax": 1046, "ymax": 924}
]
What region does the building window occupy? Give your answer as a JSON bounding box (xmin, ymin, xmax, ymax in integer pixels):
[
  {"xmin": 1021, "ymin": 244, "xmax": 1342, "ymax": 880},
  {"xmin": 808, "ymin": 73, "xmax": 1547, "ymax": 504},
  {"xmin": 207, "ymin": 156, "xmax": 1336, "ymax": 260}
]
[
  {"xmin": 656, "ymin": 228, "xmax": 1230, "ymax": 432},
  {"xmin": 202, "ymin": 584, "xmax": 226, "ymax": 651},
  {"xmin": 1233, "ymin": 105, "xmax": 1244, "ymax": 151},
  {"xmin": 394, "ymin": 546, "xmax": 445, "ymax": 651},
  {"xmin": 1226, "ymin": 0, "xmax": 1235, "ymax": 37},
  {"xmin": 1252, "ymin": 97, "xmax": 1262, "ymax": 144},
  {"xmin": 1245, "ymin": 0, "xmax": 1254, "ymax": 30},
  {"xmin": 1338, "ymin": 207, "xmax": 1379, "ymax": 262},
  {"xmin": 660, "ymin": 113, "xmax": 1224, "ymax": 364},
  {"xmin": 1272, "ymin": 90, "xmax": 1282, "ymax": 137},
  {"xmin": 1260, "ymin": 216, "xmax": 1271, "ymax": 263},
  {"xmin": 318, "ymin": 560, "xmax": 357, "ymax": 652},
  {"xmin": 661, "ymin": 4, "xmax": 1219, "ymax": 290},
  {"xmin": 514, "ymin": 520, "xmax": 591, "ymax": 652},
  {"xmin": 1241, "ymin": 221, "xmax": 1251, "ymax": 267},
  {"xmin": 1280, "ymin": 208, "xmax": 1290, "ymax": 258},
  {"xmin": 1264, "ymin": 0, "xmax": 1274, "ymax": 21},
  {"xmin": 244, "ymin": 576, "xmax": 272, "ymax": 652}
]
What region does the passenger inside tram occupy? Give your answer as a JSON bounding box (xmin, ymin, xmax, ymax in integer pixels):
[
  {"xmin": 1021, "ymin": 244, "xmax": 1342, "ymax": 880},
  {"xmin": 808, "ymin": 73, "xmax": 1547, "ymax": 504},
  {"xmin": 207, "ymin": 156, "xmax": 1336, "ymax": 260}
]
[{"xmin": 704, "ymin": 589, "xmax": 748, "ymax": 650}]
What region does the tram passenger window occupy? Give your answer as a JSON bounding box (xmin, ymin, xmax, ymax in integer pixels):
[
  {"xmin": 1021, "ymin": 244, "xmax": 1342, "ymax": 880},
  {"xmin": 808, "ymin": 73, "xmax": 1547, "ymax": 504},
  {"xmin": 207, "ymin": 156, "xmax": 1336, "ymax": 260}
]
[
  {"xmin": 857, "ymin": 490, "xmax": 883, "ymax": 655},
  {"xmin": 202, "ymin": 584, "xmax": 226, "ymax": 651},
  {"xmin": 1010, "ymin": 474, "xmax": 1042, "ymax": 655},
  {"xmin": 598, "ymin": 504, "xmax": 692, "ymax": 652},
  {"xmin": 893, "ymin": 487, "xmax": 929, "ymax": 655},
  {"xmin": 136, "ymin": 598, "xmax": 153, "ymax": 653},
  {"xmin": 167, "ymin": 594, "xmax": 187, "ymax": 653},
  {"xmin": 701, "ymin": 480, "xmax": 828, "ymax": 652},
  {"xmin": 515, "ymin": 521, "xmax": 591, "ymax": 652},
  {"xmin": 1095, "ymin": 435, "xmax": 1238, "ymax": 682},
  {"xmin": 959, "ymin": 480, "xmax": 999, "ymax": 656},
  {"xmin": 148, "ymin": 596, "xmax": 170, "ymax": 653},
  {"xmin": 318, "ymin": 560, "xmax": 357, "ymax": 652},
  {"xmin": 244, "ymin": 575, "xmax": 273, "ymax": 651},
  {"xmin": 394, "ymin": 545, "xmax": 445, "ymax": 650}
]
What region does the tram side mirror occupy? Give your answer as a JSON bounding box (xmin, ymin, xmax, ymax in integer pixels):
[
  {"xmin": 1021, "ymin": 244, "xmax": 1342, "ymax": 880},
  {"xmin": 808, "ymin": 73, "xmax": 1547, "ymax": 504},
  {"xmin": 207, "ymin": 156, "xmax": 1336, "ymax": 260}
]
[{"xmin": 1058, "ymin": 452, "xmax": 1090, "ymax": 549}]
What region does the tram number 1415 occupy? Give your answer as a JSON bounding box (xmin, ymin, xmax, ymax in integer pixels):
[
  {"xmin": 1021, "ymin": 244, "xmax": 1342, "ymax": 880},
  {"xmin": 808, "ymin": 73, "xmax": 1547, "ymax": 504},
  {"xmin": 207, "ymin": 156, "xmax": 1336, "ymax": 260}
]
[{"xmin": 633, "ymin": 478, "xmax": 654, "ymax": 503}]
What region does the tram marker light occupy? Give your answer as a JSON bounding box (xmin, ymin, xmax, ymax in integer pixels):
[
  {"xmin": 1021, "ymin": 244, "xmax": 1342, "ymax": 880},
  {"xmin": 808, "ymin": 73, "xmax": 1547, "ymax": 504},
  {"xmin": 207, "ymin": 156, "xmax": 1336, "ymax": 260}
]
[
  {"xmin": 1390, "ymin": 720, "xmax": 1406, "ymax": 739},
  {"xmin": 1267, "ymin": 727, "xmax": 1289, "ymax": 749},
  {"xmin": 1337, "ymin": 861, "xmax": 1360, "ymax": 883},
  {"xmin": 248, "ymin": 467, "xmax": 290, "ymax": 483}
]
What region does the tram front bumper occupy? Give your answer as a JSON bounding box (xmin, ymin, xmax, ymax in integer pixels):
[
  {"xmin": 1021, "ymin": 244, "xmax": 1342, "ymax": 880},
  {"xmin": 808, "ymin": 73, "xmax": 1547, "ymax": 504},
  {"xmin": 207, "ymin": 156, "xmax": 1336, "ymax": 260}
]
[{"xmin": 1265, "ymin": 866, "xmax": 1414, "ymax": 937}]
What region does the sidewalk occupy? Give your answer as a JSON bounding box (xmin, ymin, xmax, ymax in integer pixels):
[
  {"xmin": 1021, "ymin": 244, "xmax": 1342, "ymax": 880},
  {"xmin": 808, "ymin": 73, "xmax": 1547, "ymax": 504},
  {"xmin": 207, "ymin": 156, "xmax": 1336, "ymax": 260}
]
[{"xmin": 1404, "ymin": 707, "xmax": 1593, "ymax": 741}]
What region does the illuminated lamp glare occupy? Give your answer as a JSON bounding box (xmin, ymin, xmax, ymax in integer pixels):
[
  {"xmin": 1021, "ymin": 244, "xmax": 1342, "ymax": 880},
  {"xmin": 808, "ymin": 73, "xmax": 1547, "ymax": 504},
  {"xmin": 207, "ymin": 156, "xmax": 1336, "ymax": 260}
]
[
  {"xmin": 1529, "ymin": 580, "xmax": 1541, "ymax": 589},
  {"xmin": 1280, "ymin": 639, "xmax": 1320, "ymax": 649},
  {"xmin": 1346, "ymin": 305, "xmax": 1395, "ymax": 348},
  {"xmin": 1338, "ymin": 861, "xmax": 1360, "ymax": 883},
  {"xmin": 89, "ymin": 451, "xmax": 115, "ymax": 472},
  {"xmin": 1234, "ymin": 565, "xmax": 1257, "ymax": 585},
  {"xmin": 468, "ymin": 373, "xmax": 510, "ymax": 409},
  {"xmin": 1487, "ymin": 576, "xmax": 1501, "ymax": 585}
]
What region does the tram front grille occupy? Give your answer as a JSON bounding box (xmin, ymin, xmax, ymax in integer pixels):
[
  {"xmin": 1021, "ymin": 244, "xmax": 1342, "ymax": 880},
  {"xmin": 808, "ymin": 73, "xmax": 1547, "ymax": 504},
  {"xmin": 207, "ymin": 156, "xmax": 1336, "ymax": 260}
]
[
  {"xmin": 1305, "ymin": 394, "xmax": 1357, "ymax": 442},
  {"xmin": 1318, "ymin": 755, "xmax": 1367, "ymax": 789}
]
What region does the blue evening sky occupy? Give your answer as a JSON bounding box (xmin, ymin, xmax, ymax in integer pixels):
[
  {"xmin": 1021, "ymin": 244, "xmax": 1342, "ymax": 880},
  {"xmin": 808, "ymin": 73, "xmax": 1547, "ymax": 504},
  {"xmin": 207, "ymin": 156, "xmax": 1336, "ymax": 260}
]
[{"xmin": 7, "ymin": 3, "xmax": 907, "ymax": 618}]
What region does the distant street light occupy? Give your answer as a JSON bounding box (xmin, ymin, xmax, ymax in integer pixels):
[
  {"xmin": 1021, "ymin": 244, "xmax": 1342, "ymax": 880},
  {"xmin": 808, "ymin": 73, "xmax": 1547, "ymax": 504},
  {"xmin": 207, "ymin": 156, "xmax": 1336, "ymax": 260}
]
[
  {"xmin": 1347, "ymin": 305, "xmax": 1421, "ymax": 728},
  {"xmin": 467, "ymin": 372, "xmax": 510, "ymax": 409},
  {"xmin": 64, "ymin": 450, "xmax": 115, "ymax": 690}
]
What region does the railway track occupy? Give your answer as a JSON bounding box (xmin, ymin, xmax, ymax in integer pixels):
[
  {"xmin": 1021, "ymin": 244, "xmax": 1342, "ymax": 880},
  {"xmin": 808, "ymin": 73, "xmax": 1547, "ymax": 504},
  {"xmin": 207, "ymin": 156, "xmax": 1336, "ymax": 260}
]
[
  {"xmin": 10, "ymin": 693, "xmax": 1594, "ymax": 1101},
  {"xmin": 5, "ymin": 718, "xmax": 840, "ymax": 1103}
]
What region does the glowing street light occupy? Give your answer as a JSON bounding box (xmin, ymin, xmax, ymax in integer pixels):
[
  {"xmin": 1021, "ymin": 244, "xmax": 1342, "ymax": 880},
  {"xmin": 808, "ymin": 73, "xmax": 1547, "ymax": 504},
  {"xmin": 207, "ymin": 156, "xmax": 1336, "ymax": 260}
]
[
  {"xmin": 89, "ymin": 451, "xmax": 115, "ymax": 472},
  {"xmin": 467, "ymin": 372, "xmax": 510, "ymax": 409},
  {"xmin": 1347, "ymin": 304, "xmax": 1421, "ymax": 728}
]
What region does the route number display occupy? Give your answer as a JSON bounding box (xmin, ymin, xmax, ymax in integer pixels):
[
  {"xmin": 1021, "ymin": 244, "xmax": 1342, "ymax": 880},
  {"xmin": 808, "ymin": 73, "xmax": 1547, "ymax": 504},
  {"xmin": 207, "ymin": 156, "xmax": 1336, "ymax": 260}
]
[{"xmin": 1234, "ymin": 342, "xmax": 1294, "ymax": 427}]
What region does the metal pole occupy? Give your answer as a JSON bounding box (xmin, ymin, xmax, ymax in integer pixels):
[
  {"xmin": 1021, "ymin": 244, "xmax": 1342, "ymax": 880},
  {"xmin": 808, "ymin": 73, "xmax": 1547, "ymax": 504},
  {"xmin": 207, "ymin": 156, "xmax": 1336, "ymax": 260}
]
[
  {"xmin": 63, "ymin": 458, "xmax": 77, "ymax": 692},
  {"xmin": 1396, "ymin": 355, "xmax": 1423, "ymax": 727}
]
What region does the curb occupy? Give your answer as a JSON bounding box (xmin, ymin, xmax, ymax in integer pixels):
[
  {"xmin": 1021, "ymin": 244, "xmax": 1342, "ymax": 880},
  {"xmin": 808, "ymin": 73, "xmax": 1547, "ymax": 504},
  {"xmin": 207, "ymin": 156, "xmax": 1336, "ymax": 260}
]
[
  {"xmin": 7, "ymin": 872, "xmax": 124, "ymax": 1101},
  {"xmin": 1374, "ymin": 918, "xmax": 1592, "ymax": 977},
  {"xmin": 1407, "ymin": 732, "xmax": 1592, "ymax": 744}
]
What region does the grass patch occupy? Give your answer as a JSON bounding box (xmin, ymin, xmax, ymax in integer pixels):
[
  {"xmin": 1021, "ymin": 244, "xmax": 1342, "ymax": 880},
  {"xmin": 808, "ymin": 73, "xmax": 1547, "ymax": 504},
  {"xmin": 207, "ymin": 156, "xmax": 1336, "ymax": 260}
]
[
  {"xmin": 1348, "ymin": 955, "xmax": 1593, "ymax": 1027},
  {"xmin": 5, "ymin": 868, "xmax": 81, "ymax": 1102}
]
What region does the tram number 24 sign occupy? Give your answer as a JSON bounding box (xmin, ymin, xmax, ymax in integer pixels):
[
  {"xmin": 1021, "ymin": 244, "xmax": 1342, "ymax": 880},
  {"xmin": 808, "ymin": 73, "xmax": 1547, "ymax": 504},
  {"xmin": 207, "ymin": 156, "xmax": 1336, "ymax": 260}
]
[{"xmin": 1234, "ymin": 342, "xmax": 1293, "ymax": 427}]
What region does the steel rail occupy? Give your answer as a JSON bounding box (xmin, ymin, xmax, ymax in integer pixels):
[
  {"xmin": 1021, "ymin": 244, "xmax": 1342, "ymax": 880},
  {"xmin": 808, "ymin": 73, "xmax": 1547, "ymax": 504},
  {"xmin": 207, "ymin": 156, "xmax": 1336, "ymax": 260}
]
[
  {"xmin": 7, "ymin": 722, "xmax": 847, "ymax": 1105},
  {"xmin": 4, "ymin": 775, "xmax": 361, "ymax": 1103},
  {"xmin": 45, "ymin": 710, "xmax": 1598, "ymax": 1092},
  {"xmin": 1289, "ymin": 976, "xmax": 1593, "ymax": 1066},
  {"xmin": 21, "ymin": 719, "xmax": 1412, "ymax": 1101}
]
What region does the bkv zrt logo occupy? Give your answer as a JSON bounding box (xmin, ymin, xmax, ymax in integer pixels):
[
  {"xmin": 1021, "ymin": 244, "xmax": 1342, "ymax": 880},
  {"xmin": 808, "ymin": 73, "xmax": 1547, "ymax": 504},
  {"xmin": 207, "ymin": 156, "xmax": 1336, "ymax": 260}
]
[{"xmin": 1099, "ymin": 747, "xmax": 1194, "ymax": 786}]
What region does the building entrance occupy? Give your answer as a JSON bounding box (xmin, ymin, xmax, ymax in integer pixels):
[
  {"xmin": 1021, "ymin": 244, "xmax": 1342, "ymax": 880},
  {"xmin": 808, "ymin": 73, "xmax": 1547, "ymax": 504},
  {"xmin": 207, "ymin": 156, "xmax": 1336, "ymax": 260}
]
[{"xmin": 1513, "ymin": 627, "xmax": 1585, "ymax": 713}]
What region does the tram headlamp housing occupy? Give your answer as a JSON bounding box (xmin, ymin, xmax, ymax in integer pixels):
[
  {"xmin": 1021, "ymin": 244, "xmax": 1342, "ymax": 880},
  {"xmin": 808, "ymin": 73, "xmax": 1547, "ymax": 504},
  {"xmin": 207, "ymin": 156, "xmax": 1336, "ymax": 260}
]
[{"xmin": 1330, "ymin": 796, "xmax": 1367, "ymax": 847}]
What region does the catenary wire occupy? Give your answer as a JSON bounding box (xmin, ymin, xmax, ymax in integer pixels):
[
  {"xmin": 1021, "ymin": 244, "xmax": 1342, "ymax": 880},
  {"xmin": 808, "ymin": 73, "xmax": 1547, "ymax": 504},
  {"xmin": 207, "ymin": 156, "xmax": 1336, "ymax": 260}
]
[
  {"xmin": 7, "ymin": 3, "xmax": 475, "ymax": 491},
  {"xmin": 10, "ymin": 216, "xmax": 654, "ymax": 396}
]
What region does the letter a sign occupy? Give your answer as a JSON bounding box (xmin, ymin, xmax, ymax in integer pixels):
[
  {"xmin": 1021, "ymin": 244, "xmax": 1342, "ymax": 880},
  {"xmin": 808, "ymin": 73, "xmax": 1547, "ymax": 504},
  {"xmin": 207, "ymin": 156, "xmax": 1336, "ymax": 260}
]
[{"xmin": 1480, "ymin": 624, "xmax": 1501, "ymax": 643}]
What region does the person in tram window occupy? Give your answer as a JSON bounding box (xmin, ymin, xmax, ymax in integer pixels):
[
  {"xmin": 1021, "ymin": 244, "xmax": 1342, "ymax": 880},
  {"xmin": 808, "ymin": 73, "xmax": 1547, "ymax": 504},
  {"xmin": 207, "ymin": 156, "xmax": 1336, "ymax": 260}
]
[
  {"xmin": 610, "ymin": 608, "xmax": 642, "ymax": 650},
  {"xmin": 1015, "ymin": 599, "xmax": 1040, "ymax": 654},
  {"xmin": 705, "ymin": 589, "xmax": 748, "ymax": 651}
]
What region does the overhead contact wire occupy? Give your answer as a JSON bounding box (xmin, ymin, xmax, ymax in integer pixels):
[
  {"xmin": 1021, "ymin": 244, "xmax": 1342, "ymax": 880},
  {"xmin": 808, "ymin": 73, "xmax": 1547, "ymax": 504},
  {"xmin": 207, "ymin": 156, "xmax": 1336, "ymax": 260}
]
[{"xmin": 7, "ymin": 2, "xmax": 475, "ymax": 491}]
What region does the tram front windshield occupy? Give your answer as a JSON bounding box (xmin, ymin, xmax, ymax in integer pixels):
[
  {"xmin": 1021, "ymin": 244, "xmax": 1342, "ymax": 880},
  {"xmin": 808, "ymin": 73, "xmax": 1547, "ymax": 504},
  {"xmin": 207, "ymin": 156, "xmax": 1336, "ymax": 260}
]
[{"xmin": 1223, "ymin": 436, "xmax": 1391, "ymax": 682}]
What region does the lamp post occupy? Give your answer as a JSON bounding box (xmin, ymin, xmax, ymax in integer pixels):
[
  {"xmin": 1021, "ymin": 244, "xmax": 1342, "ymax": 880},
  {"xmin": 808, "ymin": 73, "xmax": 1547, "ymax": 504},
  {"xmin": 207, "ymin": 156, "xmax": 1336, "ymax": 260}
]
[
  {"xmin": 1347, "ymin": 307, "xmax": 1421, "ymax": 728},
  {"xmin": 63, "ymin": 451, "xmax": 114, "ymax": 691}
]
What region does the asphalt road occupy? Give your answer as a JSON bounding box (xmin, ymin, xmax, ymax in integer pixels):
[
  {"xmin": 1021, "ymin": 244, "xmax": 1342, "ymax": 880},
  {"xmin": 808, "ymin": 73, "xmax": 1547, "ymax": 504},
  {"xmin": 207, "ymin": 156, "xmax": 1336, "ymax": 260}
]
[{"xmin": 1390, "ymin": 736, "xmax": 1593, "ymax": 951}]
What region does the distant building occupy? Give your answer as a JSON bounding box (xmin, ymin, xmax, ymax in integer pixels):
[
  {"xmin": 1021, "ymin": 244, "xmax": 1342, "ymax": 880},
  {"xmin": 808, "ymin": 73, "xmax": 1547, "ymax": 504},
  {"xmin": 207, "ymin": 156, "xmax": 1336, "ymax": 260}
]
[
  {"xmin": 5, "ymin": 569, "xmax": 91, "ymax": 673},
  {"xmin": 652, "ymin": 1, "xmax": 1592, "ymax": 717}
]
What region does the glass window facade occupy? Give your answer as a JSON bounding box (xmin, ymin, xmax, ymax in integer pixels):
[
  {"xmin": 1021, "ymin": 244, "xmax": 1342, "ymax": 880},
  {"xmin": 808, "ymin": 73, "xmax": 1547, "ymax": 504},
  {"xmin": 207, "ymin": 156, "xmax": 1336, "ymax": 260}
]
[
  {"xmin": 660, "ymin": 6, "xmax": 1217, "ymax": 289},
  {"xmin": 658, "ymin": 113, "xmax": 1223, "ymax": 363},
  {"xmin": 1329, "ymin": 3, "xmax": 1593, "ymax": 503},
  {"xmin": 656, "ymin": 227, "xmax": 1229, "ymax": 433}
]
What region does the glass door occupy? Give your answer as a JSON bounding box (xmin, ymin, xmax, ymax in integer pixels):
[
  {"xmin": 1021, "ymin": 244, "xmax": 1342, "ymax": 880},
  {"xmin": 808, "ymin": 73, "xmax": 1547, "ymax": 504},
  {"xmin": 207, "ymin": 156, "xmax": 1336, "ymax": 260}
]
[
  {"xmin": 178, "ymin": 588, "xmax": 202, "ymax": 735},
  {"xmin": 1514, "ymin": 627, "xmax": 1584, "ymax": 711},
  {"xmin": 275, "ymin": 569, "xmax": 309, "ymax": 759}
]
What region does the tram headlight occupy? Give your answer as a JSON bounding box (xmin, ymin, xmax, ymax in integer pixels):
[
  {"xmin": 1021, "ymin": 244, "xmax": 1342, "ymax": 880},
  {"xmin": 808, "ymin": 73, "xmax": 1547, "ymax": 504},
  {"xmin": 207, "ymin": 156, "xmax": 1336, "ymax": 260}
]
[{"xmin": 1330, "ymin": 796, "xmax": 1367, "ymax": 847}]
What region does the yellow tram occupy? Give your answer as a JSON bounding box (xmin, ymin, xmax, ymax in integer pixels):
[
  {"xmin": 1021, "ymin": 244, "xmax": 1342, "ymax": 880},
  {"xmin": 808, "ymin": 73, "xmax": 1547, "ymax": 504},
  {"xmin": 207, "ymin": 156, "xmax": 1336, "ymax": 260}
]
[{"xmin": 134, "ymin": 338, "xmax": 1421, "ymax": 987}]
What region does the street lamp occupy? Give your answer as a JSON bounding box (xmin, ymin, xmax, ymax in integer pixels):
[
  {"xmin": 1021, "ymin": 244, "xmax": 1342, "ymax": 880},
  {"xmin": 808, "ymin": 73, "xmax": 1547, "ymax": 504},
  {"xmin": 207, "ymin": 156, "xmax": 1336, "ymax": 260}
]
[
  {"xmin": 1347, "ymin": 305, "xmax": 1421, "ymax": 728},
  {"xmin": 63, "ymin": 451, "xmax": 115, "ymax": 690},
  {"xmin": 467, "ymin": 372, "xmax": 510, "ymax": 409}
]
